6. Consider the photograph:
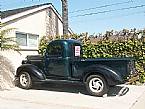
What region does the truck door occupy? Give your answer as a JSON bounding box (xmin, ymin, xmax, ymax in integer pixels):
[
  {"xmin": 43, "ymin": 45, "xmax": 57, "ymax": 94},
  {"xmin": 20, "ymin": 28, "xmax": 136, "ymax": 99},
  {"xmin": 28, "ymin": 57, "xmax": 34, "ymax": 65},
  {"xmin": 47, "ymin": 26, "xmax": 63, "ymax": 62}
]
[{"xmin": 45, "ymin": 43, "xmax": 69, "ymax": 78}]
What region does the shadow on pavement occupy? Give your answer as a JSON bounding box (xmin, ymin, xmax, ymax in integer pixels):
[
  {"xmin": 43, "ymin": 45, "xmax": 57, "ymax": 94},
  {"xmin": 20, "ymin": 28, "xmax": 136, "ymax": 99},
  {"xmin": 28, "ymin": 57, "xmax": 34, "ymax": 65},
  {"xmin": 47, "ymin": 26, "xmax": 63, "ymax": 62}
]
[
  {"xmin": 33, "ymin": 83, "xmax": 129, "ymax": 97},
  {"xmin": 33, "ymin": 83, "xmax": 87, "ymax": 94},
  {"xmin": 108, "ymin": 86, "xmax": 129, "ymax": 96}
]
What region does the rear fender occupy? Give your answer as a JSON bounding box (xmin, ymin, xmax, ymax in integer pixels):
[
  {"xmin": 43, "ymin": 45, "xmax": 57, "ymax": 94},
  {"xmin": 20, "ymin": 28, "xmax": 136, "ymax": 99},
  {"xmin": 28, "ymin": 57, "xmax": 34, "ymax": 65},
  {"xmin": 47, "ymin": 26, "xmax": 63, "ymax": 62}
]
[
  {"xmin": 16, "ymin": 64, "xmax": 46, "ymax": 81},
  {"xmin": 83, "ymin": 65, "xmax": 123, "ymax": 86}
]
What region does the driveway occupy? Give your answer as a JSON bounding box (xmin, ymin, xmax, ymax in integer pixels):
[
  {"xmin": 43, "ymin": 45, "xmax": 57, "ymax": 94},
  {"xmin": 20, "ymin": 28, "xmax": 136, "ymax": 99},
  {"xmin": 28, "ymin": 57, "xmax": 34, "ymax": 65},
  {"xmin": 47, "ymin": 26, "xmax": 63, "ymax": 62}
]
[{"xmin": 0, "ymin": 84, "xmax": 145, "ymax": 109}]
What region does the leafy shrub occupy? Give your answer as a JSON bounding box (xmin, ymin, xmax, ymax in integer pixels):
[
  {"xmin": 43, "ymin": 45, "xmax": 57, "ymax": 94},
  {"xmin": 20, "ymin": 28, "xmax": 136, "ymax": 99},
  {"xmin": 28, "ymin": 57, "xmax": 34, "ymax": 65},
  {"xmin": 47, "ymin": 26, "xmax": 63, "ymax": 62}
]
[
  {"xmin": 38, "ymin": 36, "xmax": 49, "ymax": 55},
  {"xmin": 39, "ymin": 29, "xmax": 145, "ymax": 84}
]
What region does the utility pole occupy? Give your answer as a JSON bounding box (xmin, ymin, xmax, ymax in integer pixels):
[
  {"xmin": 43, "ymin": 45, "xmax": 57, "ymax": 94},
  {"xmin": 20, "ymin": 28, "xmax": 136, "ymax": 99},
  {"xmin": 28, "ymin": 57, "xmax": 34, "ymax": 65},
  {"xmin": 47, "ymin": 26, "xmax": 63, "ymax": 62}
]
[{"xmin": 61, "ymin": 0, "xmax": 68, "ymax": 35}]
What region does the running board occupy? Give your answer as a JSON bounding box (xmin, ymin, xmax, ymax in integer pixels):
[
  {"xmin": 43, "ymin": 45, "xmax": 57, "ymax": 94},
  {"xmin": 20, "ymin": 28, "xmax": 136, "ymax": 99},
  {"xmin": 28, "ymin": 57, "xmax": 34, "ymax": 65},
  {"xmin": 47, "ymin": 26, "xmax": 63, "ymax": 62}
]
[{"xmin": 39, "ymin": 78, "xmax": 82, "ymax": 84}]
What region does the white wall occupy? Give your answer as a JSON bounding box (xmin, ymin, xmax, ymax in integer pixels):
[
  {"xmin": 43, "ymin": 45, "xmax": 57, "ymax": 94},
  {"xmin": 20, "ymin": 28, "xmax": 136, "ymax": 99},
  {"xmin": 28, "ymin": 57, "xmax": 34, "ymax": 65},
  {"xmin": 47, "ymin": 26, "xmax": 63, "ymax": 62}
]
[
  {"xmin": 58, "ymin": 19, "xmax": 63, "ymax": 36},
  {"xmin": 2, "ymin": 6, "xmax": 65, "ymax": 38},
  {"xmin": 2, "ymin": 7, "xmax": 64, "ymax": 47},
  {"xmin": 1, "ymin": 6, "xmax": 65, "ymax": 69},
  {"xmin": 3, "ymin": 9, "xmax": 47, "ymax": 40},
  {"xmin": 0, "ymin": 50, "xmax": 38, "ymax": 72}
]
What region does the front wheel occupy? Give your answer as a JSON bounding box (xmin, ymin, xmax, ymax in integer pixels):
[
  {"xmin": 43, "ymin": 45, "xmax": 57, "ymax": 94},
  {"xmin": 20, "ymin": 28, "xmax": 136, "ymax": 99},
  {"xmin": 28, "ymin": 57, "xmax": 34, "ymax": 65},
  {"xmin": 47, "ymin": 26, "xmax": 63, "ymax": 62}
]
[
  {"xmin": 85, "ymin": 75, "xmax": 108, "ymax": 96},
  {"xmin": 18, "ymin": 71, "xmax": 32, "ymax": 89}
]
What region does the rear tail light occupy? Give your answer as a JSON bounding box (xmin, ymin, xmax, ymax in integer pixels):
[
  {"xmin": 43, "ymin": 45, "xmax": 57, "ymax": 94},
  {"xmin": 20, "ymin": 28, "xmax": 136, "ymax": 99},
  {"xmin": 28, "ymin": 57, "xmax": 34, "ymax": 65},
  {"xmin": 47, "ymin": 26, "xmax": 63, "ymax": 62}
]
[{"xmin": 128, "ymin": 60, "xmax": 137, "ymax": 75}]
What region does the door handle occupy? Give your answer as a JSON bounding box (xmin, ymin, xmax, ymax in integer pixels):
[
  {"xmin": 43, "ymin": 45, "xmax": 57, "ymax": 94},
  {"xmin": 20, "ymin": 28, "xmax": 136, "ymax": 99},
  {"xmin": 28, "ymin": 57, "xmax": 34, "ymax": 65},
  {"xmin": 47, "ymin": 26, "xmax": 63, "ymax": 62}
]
[{"xmin": 58, "ymin": 57, "xmax": 62, "ymax": 59}]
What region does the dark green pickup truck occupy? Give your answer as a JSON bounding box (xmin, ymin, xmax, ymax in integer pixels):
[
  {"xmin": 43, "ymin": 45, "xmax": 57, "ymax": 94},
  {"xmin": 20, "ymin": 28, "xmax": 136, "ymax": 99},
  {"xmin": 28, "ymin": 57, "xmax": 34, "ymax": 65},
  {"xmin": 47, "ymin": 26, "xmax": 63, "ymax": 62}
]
[{"xmin": 15, "ymin": 39, "xmax": 135, "ymax": 96}]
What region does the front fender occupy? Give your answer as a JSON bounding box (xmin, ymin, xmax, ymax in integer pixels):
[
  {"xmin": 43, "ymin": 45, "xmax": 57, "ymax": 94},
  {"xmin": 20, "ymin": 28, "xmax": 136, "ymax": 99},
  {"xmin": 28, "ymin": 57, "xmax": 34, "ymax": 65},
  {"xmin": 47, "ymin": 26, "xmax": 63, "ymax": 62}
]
[
  {"xmin": 83, "ymin": 65, "xmax": 123, "ymax": 86},
  {"xmin": 16, "ymin": 64, "xmax": 46, "ymax": 81}
]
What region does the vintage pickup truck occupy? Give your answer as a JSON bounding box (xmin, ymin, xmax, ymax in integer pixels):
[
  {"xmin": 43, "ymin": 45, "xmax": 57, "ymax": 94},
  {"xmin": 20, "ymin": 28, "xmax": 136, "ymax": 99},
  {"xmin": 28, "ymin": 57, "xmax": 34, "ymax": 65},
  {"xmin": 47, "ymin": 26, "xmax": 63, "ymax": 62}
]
[{"xmin": 15, "ymin": 39, "xmax": 135, "ymax": 96}]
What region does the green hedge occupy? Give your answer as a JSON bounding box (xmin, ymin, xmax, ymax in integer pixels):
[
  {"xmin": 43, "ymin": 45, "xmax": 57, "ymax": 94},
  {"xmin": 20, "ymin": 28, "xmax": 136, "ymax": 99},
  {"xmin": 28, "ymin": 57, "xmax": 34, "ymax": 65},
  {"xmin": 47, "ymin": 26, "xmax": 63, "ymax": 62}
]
[
  {"xmin": 83, "ymin": 39, "xmax": 145, "ymax": 83},
  {"xmin": 39, "ymin": 29, "xmax": 145, "ymax": 83}
]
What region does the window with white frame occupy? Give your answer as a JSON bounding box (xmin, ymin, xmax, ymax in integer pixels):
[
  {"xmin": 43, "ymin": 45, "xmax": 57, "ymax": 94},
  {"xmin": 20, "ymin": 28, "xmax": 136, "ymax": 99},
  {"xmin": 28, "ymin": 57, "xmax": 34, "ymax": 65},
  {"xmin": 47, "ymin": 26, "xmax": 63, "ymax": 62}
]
[
  {"xmin": 48, "ymin": 9, "xmax": 52, "ymax": 18},
  {"xmin": 16, "ymin": 32, "xmax": 39, "ymax": 48}
]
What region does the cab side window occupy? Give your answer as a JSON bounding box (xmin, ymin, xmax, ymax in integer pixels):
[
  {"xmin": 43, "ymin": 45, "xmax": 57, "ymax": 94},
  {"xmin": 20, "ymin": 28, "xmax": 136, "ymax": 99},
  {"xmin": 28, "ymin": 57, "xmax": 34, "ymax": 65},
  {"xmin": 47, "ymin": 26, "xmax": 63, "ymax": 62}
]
[{"xmin": 47, "ymin": 44, "xmax": 62, "ymax": 57}]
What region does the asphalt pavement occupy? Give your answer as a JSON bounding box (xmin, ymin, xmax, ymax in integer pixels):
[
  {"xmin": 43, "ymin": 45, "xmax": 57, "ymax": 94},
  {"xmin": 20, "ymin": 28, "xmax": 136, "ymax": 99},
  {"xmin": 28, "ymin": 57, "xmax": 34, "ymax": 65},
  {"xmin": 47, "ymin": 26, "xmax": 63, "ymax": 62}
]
[{"xmin": 0, "ymin": 84, "xmax": 145, "ymax": 109}]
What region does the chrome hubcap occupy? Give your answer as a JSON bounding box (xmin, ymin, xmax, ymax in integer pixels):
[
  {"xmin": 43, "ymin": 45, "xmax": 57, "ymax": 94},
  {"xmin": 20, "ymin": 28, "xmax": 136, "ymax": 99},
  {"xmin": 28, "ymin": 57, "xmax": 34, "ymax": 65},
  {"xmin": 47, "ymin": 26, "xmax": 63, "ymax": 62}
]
[
  {"xmin": 20, "ymin": 73, "xmax": 28, "ymax": 87},
  {"xmin": 89, "ymin": 77, "xmax": 104, "ymax": 93}
]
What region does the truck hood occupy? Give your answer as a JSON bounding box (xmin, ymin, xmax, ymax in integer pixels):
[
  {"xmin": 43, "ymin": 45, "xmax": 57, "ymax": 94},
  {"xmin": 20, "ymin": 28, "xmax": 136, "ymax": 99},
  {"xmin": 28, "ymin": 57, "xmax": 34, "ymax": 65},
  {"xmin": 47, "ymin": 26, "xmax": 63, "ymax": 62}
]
[{"xmin": 26, "ymin": 55, "xmax": 44, "ymax": 60}]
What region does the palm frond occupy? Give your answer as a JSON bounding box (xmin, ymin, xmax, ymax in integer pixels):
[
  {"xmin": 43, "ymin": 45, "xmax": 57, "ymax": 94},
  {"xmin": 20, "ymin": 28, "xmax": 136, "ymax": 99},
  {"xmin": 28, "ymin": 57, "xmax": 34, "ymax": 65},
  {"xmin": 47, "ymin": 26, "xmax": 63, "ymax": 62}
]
[
  {"xmin": 1, "ymin": 37, "xmax": 17, "ymax": 43},
  {"xmin": 0, "ymin": 28, "xmax": 16, "ymax": 38},
  {"xmin": 0, "ymin": 25, "xmax": 19, "ymax": 50},
  {"xmin": 1, "ymin": 44, "xmax": 19, "ymax": 50}
]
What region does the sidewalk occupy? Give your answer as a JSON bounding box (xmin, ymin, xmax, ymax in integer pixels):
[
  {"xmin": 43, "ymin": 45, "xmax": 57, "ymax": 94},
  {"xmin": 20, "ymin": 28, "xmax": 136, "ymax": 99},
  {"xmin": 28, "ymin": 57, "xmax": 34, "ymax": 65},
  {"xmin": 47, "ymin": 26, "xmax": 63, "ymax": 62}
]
[{"xmin": 131, "ymin": 91, "xmax": 145, "ymax": 109}]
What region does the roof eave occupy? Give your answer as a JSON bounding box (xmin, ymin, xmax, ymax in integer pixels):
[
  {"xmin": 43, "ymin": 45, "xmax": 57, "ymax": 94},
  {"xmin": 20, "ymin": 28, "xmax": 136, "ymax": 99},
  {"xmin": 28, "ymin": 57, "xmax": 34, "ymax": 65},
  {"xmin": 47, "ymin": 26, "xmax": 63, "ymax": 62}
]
[{"xmin": 1, "ymin": 4, "xmax": 52, "ymax": 23}]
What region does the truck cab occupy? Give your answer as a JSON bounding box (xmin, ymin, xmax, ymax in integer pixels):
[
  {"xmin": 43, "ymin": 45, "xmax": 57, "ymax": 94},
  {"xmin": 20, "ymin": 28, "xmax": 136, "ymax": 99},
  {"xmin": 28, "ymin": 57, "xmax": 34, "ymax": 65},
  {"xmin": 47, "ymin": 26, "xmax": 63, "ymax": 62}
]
[
  {"xmin": 15, "ymin": 39, "xmax": 135, "ymax": 96},
  {"xmin": 44, "ymin": 40, "xmax": 82, "ymax": 78}
]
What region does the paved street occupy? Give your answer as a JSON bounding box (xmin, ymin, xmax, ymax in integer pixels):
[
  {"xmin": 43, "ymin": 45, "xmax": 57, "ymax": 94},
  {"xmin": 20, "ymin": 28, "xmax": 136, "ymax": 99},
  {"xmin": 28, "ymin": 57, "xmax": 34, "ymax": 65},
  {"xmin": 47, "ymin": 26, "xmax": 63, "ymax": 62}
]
[{"xmin": 0, "ymin": 84, "xmax": 145, "ymax": 109}]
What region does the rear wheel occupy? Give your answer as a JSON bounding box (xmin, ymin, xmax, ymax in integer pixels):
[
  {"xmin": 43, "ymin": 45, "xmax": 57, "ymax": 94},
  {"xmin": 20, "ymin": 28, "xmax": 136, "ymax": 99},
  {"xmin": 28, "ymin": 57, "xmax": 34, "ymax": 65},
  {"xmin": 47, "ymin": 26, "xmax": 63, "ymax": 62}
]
[
  {"xmin": 85, "ymin": 74, "xmax": 108, "ymax": 96},
  {"xmin": 18, "ymin": 71, "xmax": 32, "ymax": 89}
]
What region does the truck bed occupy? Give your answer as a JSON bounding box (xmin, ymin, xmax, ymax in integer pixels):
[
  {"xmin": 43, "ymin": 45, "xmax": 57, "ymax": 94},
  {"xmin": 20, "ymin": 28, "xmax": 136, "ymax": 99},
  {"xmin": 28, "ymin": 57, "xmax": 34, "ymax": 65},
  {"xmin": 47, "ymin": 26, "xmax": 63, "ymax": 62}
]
[{"xmin": 72, "ymin": 57, "xmax": 135, "ymax": 81}]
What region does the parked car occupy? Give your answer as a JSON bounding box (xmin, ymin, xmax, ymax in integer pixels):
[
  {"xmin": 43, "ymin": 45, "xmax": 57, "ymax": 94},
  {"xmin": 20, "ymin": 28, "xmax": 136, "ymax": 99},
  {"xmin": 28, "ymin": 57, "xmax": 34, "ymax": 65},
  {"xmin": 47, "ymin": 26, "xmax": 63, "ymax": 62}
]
[{"xmin": 15, "ymin": 39, "xmax": 135, "ymax": 96}]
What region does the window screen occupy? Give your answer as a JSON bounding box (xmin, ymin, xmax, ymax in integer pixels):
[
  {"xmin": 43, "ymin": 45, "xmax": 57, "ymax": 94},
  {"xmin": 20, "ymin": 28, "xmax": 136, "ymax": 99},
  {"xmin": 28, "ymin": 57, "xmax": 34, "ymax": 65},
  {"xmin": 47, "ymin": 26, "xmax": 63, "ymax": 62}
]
[
  {"xmin": 28, "ymin": 34, "xmax": 39, "ymax": 47},
  {"xmin": 16, "ymin": 33, "xmax": 27, "ymax": 46},
  {"xmin": 16, "ymin": 32, "xmax": 39, "ymax": 48}
]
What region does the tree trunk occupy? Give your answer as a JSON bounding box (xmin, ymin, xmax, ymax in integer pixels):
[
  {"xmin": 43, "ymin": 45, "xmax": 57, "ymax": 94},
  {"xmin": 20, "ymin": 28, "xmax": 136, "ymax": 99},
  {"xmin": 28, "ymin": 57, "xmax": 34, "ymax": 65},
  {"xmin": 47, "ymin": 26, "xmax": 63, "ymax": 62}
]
[{"xmin": 61, "ymin": 0, "xmax": 68, "ymax": 35}]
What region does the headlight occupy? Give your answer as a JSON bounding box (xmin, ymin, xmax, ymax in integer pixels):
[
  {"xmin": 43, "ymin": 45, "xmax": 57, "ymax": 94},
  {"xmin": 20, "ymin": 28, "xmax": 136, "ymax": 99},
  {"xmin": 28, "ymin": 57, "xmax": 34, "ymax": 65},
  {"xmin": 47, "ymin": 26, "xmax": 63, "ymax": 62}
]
[{"xmin": 22, "ymin": 60, "xmax": 27, "ymax": 64}]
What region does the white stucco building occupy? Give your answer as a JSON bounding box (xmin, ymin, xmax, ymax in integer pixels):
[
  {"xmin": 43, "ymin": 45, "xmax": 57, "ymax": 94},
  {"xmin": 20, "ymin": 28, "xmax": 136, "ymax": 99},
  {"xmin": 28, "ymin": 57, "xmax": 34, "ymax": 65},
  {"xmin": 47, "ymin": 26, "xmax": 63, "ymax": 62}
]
[
  {"xmin": 0, "ymin": 3, "xmax": 72, "ymax": 69},
  {"xmin": 1, "ymin": 3, "xmax": 72, "ymax": 52}
]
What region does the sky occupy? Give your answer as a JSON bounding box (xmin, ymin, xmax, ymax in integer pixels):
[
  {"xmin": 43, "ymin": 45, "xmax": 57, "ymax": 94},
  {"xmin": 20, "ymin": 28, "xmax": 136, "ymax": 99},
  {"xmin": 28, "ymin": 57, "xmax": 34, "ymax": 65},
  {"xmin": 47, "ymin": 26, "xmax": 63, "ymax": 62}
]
[{"xmin": 1, "ymin": 0, "xmax": 145, "ymax": 35}]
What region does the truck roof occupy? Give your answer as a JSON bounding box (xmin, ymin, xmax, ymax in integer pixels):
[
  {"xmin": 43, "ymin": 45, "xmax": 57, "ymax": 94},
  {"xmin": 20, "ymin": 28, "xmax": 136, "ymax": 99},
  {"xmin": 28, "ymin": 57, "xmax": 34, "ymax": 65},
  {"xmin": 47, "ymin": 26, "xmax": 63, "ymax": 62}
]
[{"xmin": 50, "ymin": 39, "xmax": 81, "ymax": 45}]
